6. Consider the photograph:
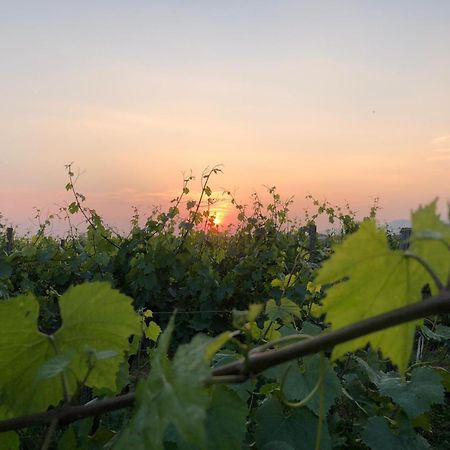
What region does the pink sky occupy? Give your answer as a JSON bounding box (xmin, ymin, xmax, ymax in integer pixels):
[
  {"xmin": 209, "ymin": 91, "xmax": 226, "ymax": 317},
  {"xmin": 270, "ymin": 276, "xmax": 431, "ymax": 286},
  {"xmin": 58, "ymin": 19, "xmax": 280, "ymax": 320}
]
[{"xmin": 1, "ymin": 2, "xmax": 449, "ymax": 233}]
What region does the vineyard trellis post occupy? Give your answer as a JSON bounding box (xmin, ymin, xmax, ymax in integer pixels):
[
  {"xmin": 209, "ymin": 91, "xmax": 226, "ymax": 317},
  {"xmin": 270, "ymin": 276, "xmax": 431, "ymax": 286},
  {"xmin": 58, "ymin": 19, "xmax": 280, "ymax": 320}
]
[
  {"xmin": 308, "ymin": 223, "xmax": 317, "ymax": 260},
  {"xmin": 6, "ymin": 227, "xmax": 13, "ymax": 254},
  {"xmin": 399, "ymin": 227, "xmax": 412, "ymax": 250}
]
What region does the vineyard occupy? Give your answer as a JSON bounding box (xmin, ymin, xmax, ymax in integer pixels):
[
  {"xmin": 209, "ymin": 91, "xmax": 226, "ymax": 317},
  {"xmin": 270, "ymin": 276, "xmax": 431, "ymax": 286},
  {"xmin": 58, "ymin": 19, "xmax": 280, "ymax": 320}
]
[{"xmin": 0, "ymin": 170, "xmax": 449, "ymax": 450}]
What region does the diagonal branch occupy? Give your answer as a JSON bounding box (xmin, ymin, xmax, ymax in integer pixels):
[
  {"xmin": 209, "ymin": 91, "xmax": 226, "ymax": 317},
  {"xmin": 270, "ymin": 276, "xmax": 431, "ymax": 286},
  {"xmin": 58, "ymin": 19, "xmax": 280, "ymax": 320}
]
[
  {"xmin": 211, "ymin": 290, "xmax": 450, "ymax": 377},
  {"xmin": 0, "ymin": 393, "xmax": 135, "ymax": 433}
]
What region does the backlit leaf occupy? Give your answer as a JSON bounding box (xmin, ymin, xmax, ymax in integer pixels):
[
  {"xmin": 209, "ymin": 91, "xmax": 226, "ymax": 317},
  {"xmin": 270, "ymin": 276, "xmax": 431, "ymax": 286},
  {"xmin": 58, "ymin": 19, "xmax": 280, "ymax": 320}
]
[
  {"xmin": 0, "ymin": 283, "xmax": 140, "ymax": 415},
  {"xmin": 266, "ymin": 298, "xmax": 301, "ymax": 324},
  {"xmin": 144, "ymin": 321, "xmax": 161, "ymax": 342},
  {"xmin": 55, "ymin": 282, "xmax": 141, "ymax": 392},
  {"xmin": 0, "ymin": 295, "xmax": 60, "ymax": 415},
  {"xmin": 315, "ymin": 219, "xmax": 432, "ymax": 372},
  {"xmin": 410, "ymin": 200, "xmax": 450, "ymax": 294},
  {"xmin": 251, "ymin": 320, "xmax": 282, "ymax": 341}
]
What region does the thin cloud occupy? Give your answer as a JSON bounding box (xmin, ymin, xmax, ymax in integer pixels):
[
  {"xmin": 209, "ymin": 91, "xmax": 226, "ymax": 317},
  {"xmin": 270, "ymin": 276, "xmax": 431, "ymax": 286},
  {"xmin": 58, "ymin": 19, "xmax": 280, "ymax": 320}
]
[
  {"xmin": 428, "ymin": 134, "xmax": 450, "ymax": 162},
  {"xmin": 431, "ymin": 135, "xmax": 450, "ymax": 146}
]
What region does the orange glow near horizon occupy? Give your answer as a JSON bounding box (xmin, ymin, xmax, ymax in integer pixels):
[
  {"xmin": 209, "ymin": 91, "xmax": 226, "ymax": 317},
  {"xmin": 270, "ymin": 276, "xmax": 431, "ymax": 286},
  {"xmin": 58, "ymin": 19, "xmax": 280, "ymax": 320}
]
[{"xmin": 1, "ymin": 4, "xmax": 449, "ymax": 233}]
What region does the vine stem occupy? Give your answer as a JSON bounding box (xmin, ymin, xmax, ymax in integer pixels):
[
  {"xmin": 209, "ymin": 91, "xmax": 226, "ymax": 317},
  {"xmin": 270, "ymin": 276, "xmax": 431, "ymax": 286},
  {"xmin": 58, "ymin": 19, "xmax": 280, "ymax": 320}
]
[
  {"xmin": 256, "ymin": 249, "xmax": 304, "ymax": 343},
  {"xmin": 1, "ymin": 289, "xmax": 449, "ymax": 433},
  {"xmin": 40, "ymin": 417, "xmax": 58, "ymax": 450},
  {"xmin": 279, "ymin": 352, "xmax": 323, "ymax": 409},
  {"xmin": 404, "ymin": 252, "xmax": 445, "ymax": 292},
  {"xmin": 65, "ymin": 164, "xmax": 120, "ymax": 249},
  {"xmin": 251, "ymin": 333, "xmax": 312, "ymax": 354},
  {"xmin": 176, "ymin": 165, "xmax": 222, "ymax": 254},
  {"xmin": 48, "ymin": 336, "xmax": 71, "ymax": 403},
  {"xmin": 315, "ymin": 354, "xmax": 325, "ymax": 450}
]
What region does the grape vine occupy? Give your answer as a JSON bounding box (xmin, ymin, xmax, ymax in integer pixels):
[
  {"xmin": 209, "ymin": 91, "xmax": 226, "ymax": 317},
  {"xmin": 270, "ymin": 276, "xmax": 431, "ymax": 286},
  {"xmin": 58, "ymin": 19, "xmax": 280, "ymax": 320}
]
[{"xmin": 0, "ymin": 173, "xmax": 449, "ymax": 449}]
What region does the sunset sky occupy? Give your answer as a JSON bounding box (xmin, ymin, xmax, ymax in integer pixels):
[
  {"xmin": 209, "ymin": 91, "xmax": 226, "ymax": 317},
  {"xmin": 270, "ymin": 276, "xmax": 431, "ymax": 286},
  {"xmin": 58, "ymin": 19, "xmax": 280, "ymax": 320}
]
[{"xmin": 1, "ymin": 1, "xmax": 449, "ymax": 232}]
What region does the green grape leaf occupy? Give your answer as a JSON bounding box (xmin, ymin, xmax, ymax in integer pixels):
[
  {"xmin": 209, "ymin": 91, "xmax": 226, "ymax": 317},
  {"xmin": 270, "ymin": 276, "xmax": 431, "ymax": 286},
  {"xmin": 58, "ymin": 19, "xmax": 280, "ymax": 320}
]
[
  {"xmin": 271, "ymin": 275, "xmax": 297, "ymax": 289},
  {"xmin": 57, "ymin": 427, "xmax": 78, "ymax": 450},
  {"xmin": 232, "ymin": 304, "xmax": 263, "ymax": 328},
  {"xmin": 144, "ymin": 320, "xmax": 161, "ymax": 342},
  {"xmin": 206, "ymin": 331, "xmax": 236, "ymax": 360},
  {"xmin": 378, "ymin": 367, "xmax": 444, "ymax": 418},
  {"xmin": 54, "ymin": 282, "xmax": 141, "ymax": 392},
  {"xmin": 266, "ymin": 298, "xmax": 301, "ymax": 324},
  {"xmin": 0, "ymin": 283, "xmax": 140, "ymax": 416},
  {"xmin": 315, "ymin": 219, "xmax": 431, "ymax": 373},
  {"xmin": 271, "ymin": 278, "xmax": 284, "ymax": 288},
  {"xmin": 89, "ymin": 349, "xmax": 118, "ymax": 361},
  {"xmin": 362, "ymin": 416, "xmax": 430, "ymax": 450},
  {"xmin": 255, "ymin": 397, "xmax": 331, "ymax": 450},
  {"xmin": 115, "ymin": 317, "xmax": 213, "ymax": 450},
  {"xmin": 431, "ymin": 324, "xmax": 450, "ymax": 339},
  {"xmin": 250, "ymin": 320, "xmax": 282, "ymax": 341},
  {"xmin": 247, "ymin": 303, "xmax": 264, "ymax": 321},
  {"xmin": 68, "ymin": 202, "xmax": 79, "ymax": 214},
  {"xmin": 0, "ymin": 294, "xmax": 61, "ymax": 415},
  {"xmin": 21, "ymin": 245, "xmax": 37, "ymax": 258},
  {"xmin": 410, "ymin": 200, "xmax": 450, "ymax": 294},
  {"xmin": 143, "ymin": 309, "xmax": 153, "ymax": 318},
  {"xmin": 0, "ymin": 431, "xmax": 20, "ymax": 450},
  {"xmin": 260, "ymin": 383, "xmax": 280, "ymax": 395},
  {"xmin": 204, "ymin": 386, "xmax": 247, "ymax": 450},
  {"xmin": 34, "ymin": 350, "xmax": 76, "ymax": 384},
  {"xmin": 226, "ymin": 378, "xmax": 256, "ymax": 403},
  {"xmin": 88, "ymin": 426, "xmax": 116, "ymax": 447},
  {"xmin": 353, "ymin": 355, "xmax": 386, "ymax": 386},
  {"xmin": 300, "ymin": 321, "xmax": 323, "ymax": 337},
  {"xmin": 433, "ymin": 367, "xmax": 450, "ymax": 391},
  {"xmin": 282, "ymin": 355, "xmax": 342, "ymax": 415},
  {"xmin": 421, "ymin": 324, "xmax": 450, "ymax": 342},
  {"xmin": 412, "ymin": 414, "xmax": 431, "ymax": 431}
]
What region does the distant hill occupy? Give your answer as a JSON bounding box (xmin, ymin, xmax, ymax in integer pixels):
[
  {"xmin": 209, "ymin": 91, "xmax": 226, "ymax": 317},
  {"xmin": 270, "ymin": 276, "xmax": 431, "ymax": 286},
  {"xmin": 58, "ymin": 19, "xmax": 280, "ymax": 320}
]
[{"xmin": 382, "ymin": 219, "xmax": 411, "ymax": 232}]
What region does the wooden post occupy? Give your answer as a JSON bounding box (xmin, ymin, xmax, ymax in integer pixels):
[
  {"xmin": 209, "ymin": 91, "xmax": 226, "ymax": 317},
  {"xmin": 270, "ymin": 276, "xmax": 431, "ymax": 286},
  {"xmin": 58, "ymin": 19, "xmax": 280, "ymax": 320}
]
[
  {"xmin": 399, "ymin": 227, "xmax": 412, "ymax": 251},
  {"xmin": 308, "ymin": 223, "xmax": 317, "ymax": 260},
  {"xmin": 6, "ymin": 227, "xmax": 13, "ymax": 254},
  {"xmin": 60, "ymin": 239, "xmax": 66, "ymax": 249}
]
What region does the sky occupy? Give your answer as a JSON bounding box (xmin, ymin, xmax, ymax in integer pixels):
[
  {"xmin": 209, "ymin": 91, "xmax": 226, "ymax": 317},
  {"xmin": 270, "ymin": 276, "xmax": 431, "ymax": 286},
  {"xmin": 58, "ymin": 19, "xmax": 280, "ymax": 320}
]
[{"xmin": 0, "ymin": 1, "xmax": 449, "ymax": 233}]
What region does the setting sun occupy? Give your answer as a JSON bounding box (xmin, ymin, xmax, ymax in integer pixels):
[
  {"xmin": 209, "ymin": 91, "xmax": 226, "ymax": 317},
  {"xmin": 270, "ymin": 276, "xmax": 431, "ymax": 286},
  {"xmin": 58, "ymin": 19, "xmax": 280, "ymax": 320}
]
[{"xmin": 212, "ymin": 213, "xmax": 222, "ymax": 226}]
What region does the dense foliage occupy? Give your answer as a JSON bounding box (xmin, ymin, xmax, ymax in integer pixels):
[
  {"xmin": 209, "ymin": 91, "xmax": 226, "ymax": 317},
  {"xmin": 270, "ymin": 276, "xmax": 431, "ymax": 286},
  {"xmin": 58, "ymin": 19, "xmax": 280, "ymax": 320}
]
[{"xmin": 0, "ymin": 169, "xmax": 449, "ymax": 449}]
